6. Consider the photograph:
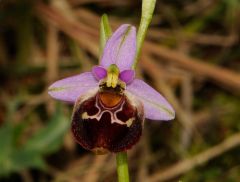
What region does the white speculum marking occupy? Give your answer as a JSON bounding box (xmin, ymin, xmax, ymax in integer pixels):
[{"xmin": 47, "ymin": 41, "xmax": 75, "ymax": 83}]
[{"xmin": 81, "ymin": 95, "xmax": 134, "ymax": 127}]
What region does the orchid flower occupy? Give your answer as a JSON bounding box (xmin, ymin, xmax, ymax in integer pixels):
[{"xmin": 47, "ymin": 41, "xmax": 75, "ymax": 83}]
[{"xmin": 48, "ymin": 24, "xmax": 175, "ymax": 154}]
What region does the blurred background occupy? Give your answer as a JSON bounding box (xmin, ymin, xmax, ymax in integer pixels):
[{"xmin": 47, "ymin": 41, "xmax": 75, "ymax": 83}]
[{"xmin": 0, "ymin": 0, "xmax": 240, "ymax": 181}]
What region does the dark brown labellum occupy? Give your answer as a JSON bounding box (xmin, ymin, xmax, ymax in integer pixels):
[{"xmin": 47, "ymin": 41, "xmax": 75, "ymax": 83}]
[{"xmin": 71, "ymin": 84, "xmax": 144, "ymax": 154}]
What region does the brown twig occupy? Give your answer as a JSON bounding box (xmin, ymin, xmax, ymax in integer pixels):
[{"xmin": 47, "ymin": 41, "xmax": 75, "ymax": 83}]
[
  {"xmin": 36, "ymin": 3, "xmax": 99, "ymax": 56},
  {"xmin": 136, "ymin": 131, "xmax": 151, "ymax": 182},
  {"xmin": 82, "ymin": 155, "xmax": 108, "ymax": 182},
  {"xmin": 180, "ymin": 72, "xmax": 194, "ymax": 150},
  {"xmin": 45, "ymin": 1, "xmax": 60, "ymax": 114},
  {"xmin": 148, "ymin": 132, "xmax": 240, "ymax": 182},
  {"xmin": 144, "ymin": 42, "xmax": 240, "ymax": 92},
  {"xmin": 140, "ymin": 55, "xmax": 194, "ymax": 131},
  {"xmin": 148, "ymin": 28, "xmax": 238, "ymax": 47},
  {"xmin": 69, "ymin": 0, "xmax": 132, "ymax": 7}
]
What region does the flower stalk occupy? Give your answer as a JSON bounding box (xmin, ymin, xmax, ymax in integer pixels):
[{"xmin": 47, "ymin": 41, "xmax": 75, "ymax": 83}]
[{"xmin": 116, "ymin": 152, "xmax": 130, "ymax": 182}]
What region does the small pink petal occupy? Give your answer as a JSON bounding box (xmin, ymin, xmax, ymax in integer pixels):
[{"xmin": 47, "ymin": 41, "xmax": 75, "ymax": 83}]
[
  {"xmin": 119, "ymin": 70, "xmax": 135, "ymax": 84},
  {"xmin": 100, "ymin": 24, "xmax": 136, "ymax": 71},
  {"xmin": 126, "ymin": 79, "xmax": 175, "ymax": 121},
  {"xmin": 48, "ymin": 72, "xmax": 98, "ymax": 103},
  {"xmin": 92, "ymin": 66, "xmax": 107, "ymax": 80}
]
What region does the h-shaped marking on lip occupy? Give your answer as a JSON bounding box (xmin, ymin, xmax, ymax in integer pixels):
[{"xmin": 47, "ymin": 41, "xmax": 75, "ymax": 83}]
[{"xmin": 81, "ymin": 96, "xmax": 134, "ymax": 127}]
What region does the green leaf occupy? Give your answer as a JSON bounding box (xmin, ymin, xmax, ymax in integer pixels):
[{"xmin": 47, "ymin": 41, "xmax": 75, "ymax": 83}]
[
  {"xmin": 0, "ymin": 105, "xmax": 70, "ymax": 176},
  {"xmin": 99, "ymin": 14, "xmax": 112, "ymax": 58},
  {"xmin": 0, "ymin": 124, "xmax": 46, "ymax": 176},
  {"xmin": 25, "ymin": 106, "xmax": 70, "ymax": 154},
  {"xmin": 0, "ymin": 124, "xmax": 13, "ymax": 175},
  {"xmin": 10, "ymin": 149, "xmax": 46, "ymax": 172},
  {"xmin": 0, "ymin": 92, "xmax": 71, "ymax": 176},
  {"xmin": 133, "ymin": 0, "xmax": 156, "ymax": 69}
]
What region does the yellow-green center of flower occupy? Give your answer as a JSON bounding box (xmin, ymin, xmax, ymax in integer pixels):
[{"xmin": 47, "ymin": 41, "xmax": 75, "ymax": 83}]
[{"xmin": 106, "ymin": 64, "xmax": 119, "ymax": 88}]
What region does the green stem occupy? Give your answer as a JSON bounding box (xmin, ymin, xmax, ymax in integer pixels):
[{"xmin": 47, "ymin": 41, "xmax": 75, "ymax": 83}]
[{"xmin": 116, "ymin": 152, "xmax": 130, "ymax": 182}]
